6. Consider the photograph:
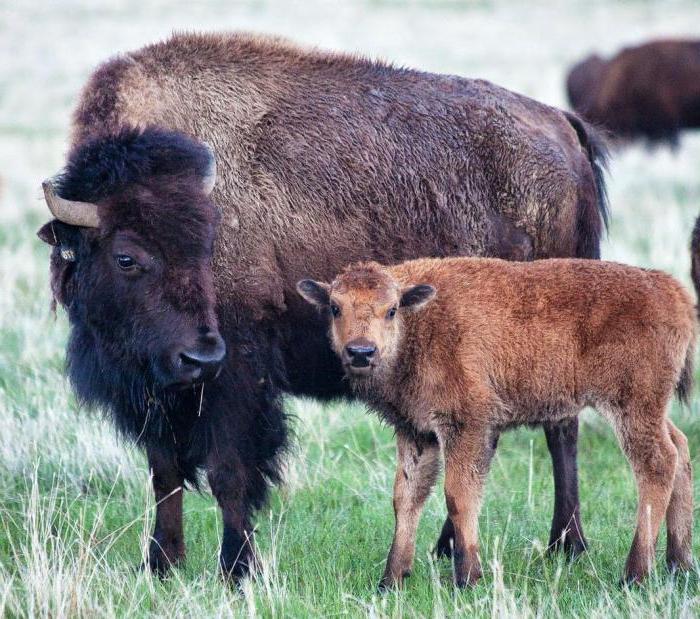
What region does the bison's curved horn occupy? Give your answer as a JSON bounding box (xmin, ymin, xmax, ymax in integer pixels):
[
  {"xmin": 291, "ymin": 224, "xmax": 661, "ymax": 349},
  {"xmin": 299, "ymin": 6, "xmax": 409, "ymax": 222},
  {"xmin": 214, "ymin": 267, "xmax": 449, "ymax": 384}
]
[
  {"xmin": 42, "ymin": 179, "xmax": 100, "ymax": 228},
  {"xmin": 201, "ymin": 143, "xmax": 217, "ymax": 195}
]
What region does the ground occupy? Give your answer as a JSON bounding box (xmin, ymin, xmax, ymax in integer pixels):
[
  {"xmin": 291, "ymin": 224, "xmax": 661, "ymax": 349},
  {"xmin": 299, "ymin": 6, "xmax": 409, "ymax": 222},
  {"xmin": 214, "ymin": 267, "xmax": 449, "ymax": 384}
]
[{"xmin": 2, "ymin": 1, "xmax": 700, "ymax": 616}]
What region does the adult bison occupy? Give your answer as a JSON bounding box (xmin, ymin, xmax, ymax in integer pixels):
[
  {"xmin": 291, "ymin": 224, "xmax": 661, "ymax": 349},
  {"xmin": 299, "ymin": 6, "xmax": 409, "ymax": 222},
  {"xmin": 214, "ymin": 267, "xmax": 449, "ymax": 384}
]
[
  {"xmin": 567, "ymin": 40, "xmax": 700, "ymax": 145},
  {"xmin": 691, "ymin": 217, "xmax": 700, "ymax": 304},
  {"xmin": 38, "ymin": 33, "xmax": 607, "ymax": 582}
]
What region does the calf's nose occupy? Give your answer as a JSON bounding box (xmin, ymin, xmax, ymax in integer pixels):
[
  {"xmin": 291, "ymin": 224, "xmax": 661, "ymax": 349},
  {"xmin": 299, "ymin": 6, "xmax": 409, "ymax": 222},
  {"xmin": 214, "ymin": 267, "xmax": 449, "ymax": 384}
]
[{"xmin": 345, "ymin": 343, "xmax": 377, "ymax": 367}]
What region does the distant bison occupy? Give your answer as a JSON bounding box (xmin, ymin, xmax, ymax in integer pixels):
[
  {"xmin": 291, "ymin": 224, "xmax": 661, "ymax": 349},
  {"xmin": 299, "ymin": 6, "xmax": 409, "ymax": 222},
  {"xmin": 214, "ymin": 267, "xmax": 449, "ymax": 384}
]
[
  {"xmin": 298, "ymin": 258, "xmax": 695, "ymax": 587},
  {"xmin": 691, "ymin": 216, "xmax": 700, "ymax": 305},
  {"xmin": 567, "ymin": 40, "xmax": 700, "ymax": 145},
  {"xmin": 38, "ymin": 32, "xmax": 607, "ymax": 581}
]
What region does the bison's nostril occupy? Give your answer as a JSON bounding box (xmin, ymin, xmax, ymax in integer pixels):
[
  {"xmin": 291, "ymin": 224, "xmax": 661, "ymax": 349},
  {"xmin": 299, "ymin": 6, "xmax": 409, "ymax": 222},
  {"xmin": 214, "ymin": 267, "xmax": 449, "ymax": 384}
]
[
  {"xmin": 175, "ymin": 332, "xmax": 226, "ymax": 383},
  {"xmin": 346, "ymin": 344, "xmax": 377, "ymax": 358},
  {"xmin": 345, "ymin": 344, "xmax": 377, "ymax": 365}
]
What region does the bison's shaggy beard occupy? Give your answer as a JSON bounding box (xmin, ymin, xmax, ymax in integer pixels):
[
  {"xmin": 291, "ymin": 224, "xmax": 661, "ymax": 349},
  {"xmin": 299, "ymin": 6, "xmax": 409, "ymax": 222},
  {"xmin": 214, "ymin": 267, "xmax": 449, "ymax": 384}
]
[
  {"xmin": 65, "ymin": 312, "xmax": 290, "ymax": 501},
  {"xmin": 65, "ymin": 319, "xmax": 208, "ymax": 486}
]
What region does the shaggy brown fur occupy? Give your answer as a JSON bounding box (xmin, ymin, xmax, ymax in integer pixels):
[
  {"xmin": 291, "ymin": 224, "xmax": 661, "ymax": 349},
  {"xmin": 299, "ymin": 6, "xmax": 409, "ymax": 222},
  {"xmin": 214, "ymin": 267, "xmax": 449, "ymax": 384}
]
[
  {"xmin": 44, "ymin": 32, "xmax": 608, "ymax": 578},
  {"xmin": 567, "ymin": 40, "xmax": 700, "ymax": 145},
  {"xmin": 298, "ymin": 258, "xmax": 696, "ymax": 587}
]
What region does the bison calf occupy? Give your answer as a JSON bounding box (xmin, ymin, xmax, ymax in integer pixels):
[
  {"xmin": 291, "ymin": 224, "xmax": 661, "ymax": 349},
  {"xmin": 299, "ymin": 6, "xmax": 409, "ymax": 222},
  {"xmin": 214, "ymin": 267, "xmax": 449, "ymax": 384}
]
[{"xmin": 298, "ymin": 257, "xmax": 695, "ymax": 587}]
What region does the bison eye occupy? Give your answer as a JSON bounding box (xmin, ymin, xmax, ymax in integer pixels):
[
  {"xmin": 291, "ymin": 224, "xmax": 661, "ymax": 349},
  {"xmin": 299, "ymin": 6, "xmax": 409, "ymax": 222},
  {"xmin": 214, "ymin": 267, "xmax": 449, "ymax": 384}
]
[
  {"xmin": 386, "ymin": 306, "xmax": 397, "ymax": 320},
  {"xmin": 330, "ymin": 304, "xmax": 341, "ymax": 318},
  {"xmin": 115, "ymin": 254, "xmax": 136, "ymax": 271}
]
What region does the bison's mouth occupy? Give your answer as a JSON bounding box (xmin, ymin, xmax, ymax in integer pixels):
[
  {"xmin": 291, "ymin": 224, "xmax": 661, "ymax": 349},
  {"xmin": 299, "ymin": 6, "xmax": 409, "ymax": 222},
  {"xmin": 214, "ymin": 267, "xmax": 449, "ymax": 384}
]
[
  {"xmin": 156, "ymin": 331, "xmax": 227, "ymax": 389},
  {"xmin": 345, "ymin": 362, "xmax": 375, "ymax": 377}
]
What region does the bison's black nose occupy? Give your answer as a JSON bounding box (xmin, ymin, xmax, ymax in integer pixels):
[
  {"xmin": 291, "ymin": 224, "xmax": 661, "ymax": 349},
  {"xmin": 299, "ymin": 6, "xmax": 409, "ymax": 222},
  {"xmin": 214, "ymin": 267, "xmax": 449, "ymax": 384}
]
[
  {"xmin": 345, "ymin": 343, "xmax": 377, "ymax": 367},
  {"xmin": 177, "ymin": 331, "xmax": 226, "ymax": 383}
]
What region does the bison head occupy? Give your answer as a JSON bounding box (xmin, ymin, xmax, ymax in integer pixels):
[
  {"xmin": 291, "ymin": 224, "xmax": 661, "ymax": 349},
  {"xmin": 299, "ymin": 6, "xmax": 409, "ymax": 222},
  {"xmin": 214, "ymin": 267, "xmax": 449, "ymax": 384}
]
[
  {"xmin": 297, "ymin": 262, "xmax": 435, "ymax": 378},
  {"xmin": 566, "ymin": 53, "xmax": 606, "ymax": 116},
  {"xmin": 37, "ymin": 127, "xmax": 225, "ymax": 425}
]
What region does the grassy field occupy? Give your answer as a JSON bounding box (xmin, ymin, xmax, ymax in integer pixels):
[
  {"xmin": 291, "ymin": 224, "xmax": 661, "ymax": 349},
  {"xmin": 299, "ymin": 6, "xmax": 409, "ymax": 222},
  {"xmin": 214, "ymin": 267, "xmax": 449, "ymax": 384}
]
[{"xmin": 2, "ymin": 1, "xmax": 700, "ymax": 616}]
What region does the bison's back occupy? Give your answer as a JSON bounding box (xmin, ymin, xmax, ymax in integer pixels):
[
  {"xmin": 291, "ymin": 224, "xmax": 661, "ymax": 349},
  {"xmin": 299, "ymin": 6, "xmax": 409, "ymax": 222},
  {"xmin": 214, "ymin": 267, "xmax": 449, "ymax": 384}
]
[{"xmin": 72, "ymin": 32, "xmax": 596, "ymax": 315}]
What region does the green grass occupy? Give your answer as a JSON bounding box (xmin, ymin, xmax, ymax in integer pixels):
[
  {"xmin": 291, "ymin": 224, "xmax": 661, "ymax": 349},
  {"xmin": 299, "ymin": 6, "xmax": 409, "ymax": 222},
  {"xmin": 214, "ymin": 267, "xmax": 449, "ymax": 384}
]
[{"xmin": 3, "ymin": 1, "xmax": 700, "ymax": 616}]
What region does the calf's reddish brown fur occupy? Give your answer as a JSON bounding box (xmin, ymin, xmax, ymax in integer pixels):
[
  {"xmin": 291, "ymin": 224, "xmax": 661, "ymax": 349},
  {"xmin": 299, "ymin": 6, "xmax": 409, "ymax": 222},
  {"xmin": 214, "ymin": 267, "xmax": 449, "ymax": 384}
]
[{"xmin": 298, "ymin": 257, "xmax": 696, "ymax": 587}]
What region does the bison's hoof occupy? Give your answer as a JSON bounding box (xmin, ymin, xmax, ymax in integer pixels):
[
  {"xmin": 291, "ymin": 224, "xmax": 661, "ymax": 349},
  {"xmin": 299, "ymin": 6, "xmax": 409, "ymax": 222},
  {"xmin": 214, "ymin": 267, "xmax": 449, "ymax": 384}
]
[
  {"xmin": 433, "ymin": 537, "xmax": 454, "ymax": 559},
  {"xmin": 145, "ymin": 539, "xmax": 184, "ymax": 577},
  {"xmin": 547, "ymin": 535, "xmax": 588, "ymax": 558}
]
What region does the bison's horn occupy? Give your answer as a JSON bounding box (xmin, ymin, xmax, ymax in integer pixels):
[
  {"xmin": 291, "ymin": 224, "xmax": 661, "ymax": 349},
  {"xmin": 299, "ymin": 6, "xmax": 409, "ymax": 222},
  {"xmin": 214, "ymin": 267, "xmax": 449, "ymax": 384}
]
[
  {"xmin": 42, "ymin": 179, "xmax": 100, "ymax": 228},
  {"xmin": 201, "ymin": 143, "xmax": 217, "ymax": 196}
]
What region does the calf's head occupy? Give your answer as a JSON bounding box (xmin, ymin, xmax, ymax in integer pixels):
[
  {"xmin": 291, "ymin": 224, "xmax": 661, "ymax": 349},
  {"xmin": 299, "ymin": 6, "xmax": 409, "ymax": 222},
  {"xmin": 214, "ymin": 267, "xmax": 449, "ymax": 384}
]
[
  {"xmin": 37, "ymin": 127, "xmax": 225, "ymax": 406},
  {"xmin": 297, "ymin": 262, "xmax": 435, "ymax": 377}
]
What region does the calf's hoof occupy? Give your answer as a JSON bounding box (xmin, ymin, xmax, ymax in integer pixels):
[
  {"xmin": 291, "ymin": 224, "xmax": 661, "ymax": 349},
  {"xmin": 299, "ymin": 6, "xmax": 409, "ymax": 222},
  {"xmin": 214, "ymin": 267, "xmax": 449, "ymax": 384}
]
[
  {"xmin": 377, "ymin": 570, "xmax": 410, "ymax": 593},
  {"xmin": 666, "ymin": 537, "xmax": 693, "ymax": 573},
  {"xmin": 454, "ymin": 554, "xmax": 483, "ymax": 588},
  {"xmin": 667, "ymin": 554, "xmax": 693, "ymax": 573},
  {"xmin": 455, "ymin": 568, "xmax": 482, "ymax": 589}
]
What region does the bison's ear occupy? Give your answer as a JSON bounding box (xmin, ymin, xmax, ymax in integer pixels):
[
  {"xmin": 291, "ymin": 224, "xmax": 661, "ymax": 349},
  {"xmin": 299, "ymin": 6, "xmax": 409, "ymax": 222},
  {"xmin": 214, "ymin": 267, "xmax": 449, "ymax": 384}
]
[
  {"xmin": 296, "ymin": 279, "xmax": 330, "ymax": 307},
  {"xmin": 37, "ymin": 220, "xmax": 82, "ymax": 261},
  {"xmin": 400, "ymin": 284, "xmax": 436, "ymax": 312},
  {"xmin": 37, "ymin": 220, "xmax": 61, "ymax": 246}
]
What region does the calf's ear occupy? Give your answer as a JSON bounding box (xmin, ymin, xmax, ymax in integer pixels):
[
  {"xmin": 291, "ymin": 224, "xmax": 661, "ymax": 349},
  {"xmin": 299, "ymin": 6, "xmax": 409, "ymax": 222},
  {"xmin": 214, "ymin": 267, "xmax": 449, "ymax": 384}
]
[
  {"xmin": 400, "ymin": 284, "xmax": 436, "ymax": 312},
  {"xmin": 296, "ymin": 279, "xmax": 331, "ymax": 307}
]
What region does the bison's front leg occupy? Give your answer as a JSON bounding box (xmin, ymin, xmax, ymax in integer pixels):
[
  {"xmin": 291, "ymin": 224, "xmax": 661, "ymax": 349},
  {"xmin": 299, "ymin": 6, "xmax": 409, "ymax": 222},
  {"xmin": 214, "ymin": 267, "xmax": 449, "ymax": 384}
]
[
  {"xmin": 543, "ymin": 418, "xmax": 587, "ymax": 556},
  {"xmin": 207, "ymin": 454, "xmax": 258, "ymax": 582},
  {"xmin": 146, "ymin": 444, "xmax": 185, "ymax": 574},
  {"xmin": 379, "ymin": 431, "xmax": 441, "ymax": 590}
]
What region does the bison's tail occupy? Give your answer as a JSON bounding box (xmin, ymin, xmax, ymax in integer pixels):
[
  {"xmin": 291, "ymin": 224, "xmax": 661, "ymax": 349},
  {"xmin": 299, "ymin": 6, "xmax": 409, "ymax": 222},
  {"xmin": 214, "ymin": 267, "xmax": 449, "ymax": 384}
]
[
  {"xmin": 564, "ymin": 111, "xmax": 610, "ymax": 260},
  {"xmin": 676, "ymin": 338, "xmax": 695, "ymax": 409}
]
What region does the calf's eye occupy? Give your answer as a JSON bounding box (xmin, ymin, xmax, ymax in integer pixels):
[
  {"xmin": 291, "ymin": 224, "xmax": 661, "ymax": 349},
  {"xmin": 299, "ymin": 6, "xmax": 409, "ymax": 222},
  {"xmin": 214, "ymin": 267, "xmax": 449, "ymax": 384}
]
[
  {"xmin": 116, "ymin": 254, "xmax": 136, "ymax": 271},
  {"xmin": 330, "ymin": 304, "xmax": 341, "ymax": 318},
  {"xmin": 386, "ymin": 306, "xmax": 397, "ymax": 319}
]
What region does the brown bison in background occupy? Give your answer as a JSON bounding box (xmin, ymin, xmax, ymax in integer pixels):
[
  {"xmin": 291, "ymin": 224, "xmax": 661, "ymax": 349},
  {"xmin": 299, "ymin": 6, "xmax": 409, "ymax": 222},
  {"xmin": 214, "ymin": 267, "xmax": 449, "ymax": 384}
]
[
  {"xmin": 38, "ymin": 32, "xmax": 607, "ymax": 582},
  {"xmin": 567, "ymin": 40, "xmax": 700, "ymax": 145},
  {"xmin": 691, "ymin": 217, "xmax": 700, "ymax": 304}
]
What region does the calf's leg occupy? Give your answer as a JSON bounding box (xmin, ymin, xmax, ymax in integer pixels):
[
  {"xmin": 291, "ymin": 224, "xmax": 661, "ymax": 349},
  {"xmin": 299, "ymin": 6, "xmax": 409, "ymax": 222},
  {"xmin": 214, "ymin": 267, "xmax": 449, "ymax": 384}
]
[
  {"xmin": 434, "ymin": 432, "xmax": 500, "ymax": 559},
  {"xmin": 543, "ymin": 418, "xmax": 587, "ymax": 556},
  {"xmin": 617, "ymin": 410, "xmax": 677, "ymax": 585},
  {"xmin": 442, "ymin": 426, "xmax": 495, "ymax": 588},
  {"xmin": 380, "ymin": 432, "xmax": 441, "ymax": 590},
  {"xmin": 665, "ymin": 419, "xmax": 694, "ymax": 572},
  {"xmin": 146, "ymin": 444, "xmax": 185, "ymax": 574}
]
